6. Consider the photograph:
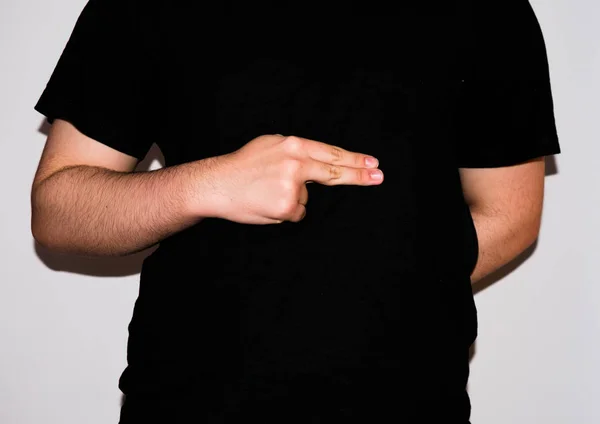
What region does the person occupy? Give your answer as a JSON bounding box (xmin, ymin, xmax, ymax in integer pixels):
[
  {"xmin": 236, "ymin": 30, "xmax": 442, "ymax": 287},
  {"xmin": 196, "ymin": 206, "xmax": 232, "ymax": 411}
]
[{"xmin": 30, "ymin": 0, "xmax": 561, "ymax": 422}]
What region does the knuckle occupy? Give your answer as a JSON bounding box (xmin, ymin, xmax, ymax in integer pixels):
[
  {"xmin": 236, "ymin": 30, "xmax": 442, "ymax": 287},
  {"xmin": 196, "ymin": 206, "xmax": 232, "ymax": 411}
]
[
  {"xmin": 275, "ymin": 197, "xmax": 297, "ymax": 219},
  {"xmin": 355, "ymin": 154, "xmax": 365, "ymax": 168},
  {"xmin": 328, "ymin": 165, "xmax": 342, "ymax": 180},
  {"xmin": 282, "ymin": 136, "xmax": 304, "ymax": 156},
  {"xmin": 255, "ymin": 134, "xmax": 272, "ymax": 144},
  {"xmin": 358, "ymin": 168, "xmax": 370, "ymax": 184},
  {"xmin": 330, "ymin": 146, "xmax": 343, "ymax": 163},
  {"xmin": 294, "ymin": 208, "xmax": 307, "ymax": 222},
  {"xmin": 279, "ymin": 178, "xmax": 297, "ymax": 195}
]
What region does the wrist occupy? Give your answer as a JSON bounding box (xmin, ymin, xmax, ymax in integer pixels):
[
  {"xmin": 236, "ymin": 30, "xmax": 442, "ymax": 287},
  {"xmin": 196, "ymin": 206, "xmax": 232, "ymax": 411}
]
[{"xmin": 184, "ymin": 155, "xmax": 231, "ymax": 221}]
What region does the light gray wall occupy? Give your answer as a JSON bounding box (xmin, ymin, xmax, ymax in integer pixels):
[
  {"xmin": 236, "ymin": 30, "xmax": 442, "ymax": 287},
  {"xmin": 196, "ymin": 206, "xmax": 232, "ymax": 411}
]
[
  {"xmin": 469, "ymin": 2, "xmax": 600, "ymax": 422},
  {"xmin": 1, "ymin": 0, "xmax": 596, "ymax": 422}
]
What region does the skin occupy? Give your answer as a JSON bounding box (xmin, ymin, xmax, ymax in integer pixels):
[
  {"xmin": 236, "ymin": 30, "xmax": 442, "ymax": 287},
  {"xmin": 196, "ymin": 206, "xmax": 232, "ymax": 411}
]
[
  {"xmin": 30, "ymin": 119, "xmax": 546, "ymax": 285},
  {"xmin": 30, "ymin": 120, "xmax": 382, "ymax": 256},
  {"xmin": 460, "ymin": 157, "xmax": 546, "ymax": 284}
]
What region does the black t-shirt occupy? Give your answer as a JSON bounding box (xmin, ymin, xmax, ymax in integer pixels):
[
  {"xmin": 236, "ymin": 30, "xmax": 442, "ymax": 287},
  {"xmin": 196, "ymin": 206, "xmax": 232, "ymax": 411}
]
[{"xmin": 35, "ymin": 1, "xmax": 561, "ymax": 422}]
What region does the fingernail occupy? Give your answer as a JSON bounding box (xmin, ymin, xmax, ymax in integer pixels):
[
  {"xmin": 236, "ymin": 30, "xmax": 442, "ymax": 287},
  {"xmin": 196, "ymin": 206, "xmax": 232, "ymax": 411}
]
[
  {"xmin": 369, "ymin": 170, "xmax": 383, "ymax": 180},
  {"xmin": 365, "ymin": 157, "xmax": 379, "ymax": 167}
]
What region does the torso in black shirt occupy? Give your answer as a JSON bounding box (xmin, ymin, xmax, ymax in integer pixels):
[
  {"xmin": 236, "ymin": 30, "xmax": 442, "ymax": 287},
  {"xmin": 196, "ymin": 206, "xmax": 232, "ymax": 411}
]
[
  {"xmin": 34, "ymin": 1, "xmax": 561, "ymax": 422},
  {"xmin": 119, "ymin": 7, "xmax": 478, "ymax": 422}
]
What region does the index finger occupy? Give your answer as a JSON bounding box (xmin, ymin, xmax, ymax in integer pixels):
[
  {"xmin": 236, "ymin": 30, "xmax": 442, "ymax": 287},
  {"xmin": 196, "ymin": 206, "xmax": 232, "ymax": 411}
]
[{"xmin": 300, "ymin": 138, "xmax": 379, "ymax": 169}]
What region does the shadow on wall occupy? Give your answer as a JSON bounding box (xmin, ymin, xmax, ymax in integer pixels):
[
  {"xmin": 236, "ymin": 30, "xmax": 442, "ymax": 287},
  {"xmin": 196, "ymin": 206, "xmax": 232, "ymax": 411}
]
[
  {"xmin": 469, "ymin": 239, "xmax": 538, "ymax": 364},
  {"xmin": 33, "ymin": 119, "xmax": 165, "ymax": 277},
  {"xmin": 545, "ymin": 154, "xmax": 559, "ymax": 176}
]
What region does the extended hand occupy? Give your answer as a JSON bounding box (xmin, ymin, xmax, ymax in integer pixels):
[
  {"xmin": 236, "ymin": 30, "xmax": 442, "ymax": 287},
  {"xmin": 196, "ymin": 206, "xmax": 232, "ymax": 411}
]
[{"xmin": 210, "ymin": 134, "xmax": 383, "ymax": 224}]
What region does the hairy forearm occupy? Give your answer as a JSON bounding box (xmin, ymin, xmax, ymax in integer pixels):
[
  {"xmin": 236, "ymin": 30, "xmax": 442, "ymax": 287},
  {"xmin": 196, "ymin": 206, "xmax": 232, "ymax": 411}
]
[
  {"xmin": 469, "ymin": 207, "xmax": 540, "ymax": 284},
  {"xmin": 31, "ymin": 159, "xmax": 216, "ymax": 256}
]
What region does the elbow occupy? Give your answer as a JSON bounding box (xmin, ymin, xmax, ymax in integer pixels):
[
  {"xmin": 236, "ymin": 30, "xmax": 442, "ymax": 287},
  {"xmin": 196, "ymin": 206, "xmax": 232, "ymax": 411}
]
[
  {"xmin": 524, "ymin": 229, "xmax": 540, "ymax": 252},
  {"xmin": 31, "ymin": 187, "xmax": 44, "ymax": 247},
  {"xmin": 31, "ymin": 212, "xmax": 71, "ymax": 254},
  {"xmin": 30, "ymin": 187, "xmax": 57, "ymax": 251},
  {"xmin": 31, "ymin": 208, "xmax": 54, "ymax": 251},
  {"xmin": 521, "ymin": 213, "xmax": 543, "ymax": 251},
  {"xmin": 32, "ymin": 228, "xmax": 51, "ymax": 251},
  {"xmin": 31, "ymin": 221, "xmax": 49, "ymax": 250}
]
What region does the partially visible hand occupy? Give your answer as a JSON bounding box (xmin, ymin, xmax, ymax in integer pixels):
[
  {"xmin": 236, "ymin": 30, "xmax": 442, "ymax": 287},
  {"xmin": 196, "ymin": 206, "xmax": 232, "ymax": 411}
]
[{"xmin": 202, "ymin": 134, "xmax": 383, "ymax": 224}]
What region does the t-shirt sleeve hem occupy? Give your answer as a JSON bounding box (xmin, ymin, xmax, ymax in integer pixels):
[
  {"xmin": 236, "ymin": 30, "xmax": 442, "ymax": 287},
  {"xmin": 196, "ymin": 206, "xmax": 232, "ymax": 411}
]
[
  {"xmin": 456, "ymin": 135, "xmax": 561, "ymax": 168},
  {"xmin": 34, "ymin": 96, "xmax": 146, "ymax": 161}
]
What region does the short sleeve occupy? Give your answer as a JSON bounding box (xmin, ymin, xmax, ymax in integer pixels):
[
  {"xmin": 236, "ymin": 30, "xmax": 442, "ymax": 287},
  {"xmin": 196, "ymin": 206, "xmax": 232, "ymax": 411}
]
[
  {"xmin": 452, "ymin": 0, "xmax": 561, "ymax": 168},
  {"xmin": 35, "ymin": 0, "xmax": 156, "ymax": 160}
]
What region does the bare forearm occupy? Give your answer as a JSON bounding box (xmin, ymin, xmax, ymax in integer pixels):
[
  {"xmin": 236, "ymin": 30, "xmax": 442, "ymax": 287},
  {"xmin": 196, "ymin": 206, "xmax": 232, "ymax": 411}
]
[
  {"xmin": 469, "ymin": 207, "xmax": 540, "ymax": 284},
  {"xmin": 31, "ymin": 159, "xmax": 217, "ymax": 256}
]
